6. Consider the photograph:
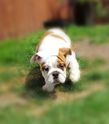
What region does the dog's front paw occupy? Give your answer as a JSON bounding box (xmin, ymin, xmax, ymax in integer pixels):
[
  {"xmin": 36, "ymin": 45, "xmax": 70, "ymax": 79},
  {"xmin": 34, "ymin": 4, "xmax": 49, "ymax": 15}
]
[
  {"xmin": 70, "ymin": 73, "xmax": 80, "ymax": 83},
  {"xmin": 42, "ymin": 84, "xmax": 55, "ymax": 92}
]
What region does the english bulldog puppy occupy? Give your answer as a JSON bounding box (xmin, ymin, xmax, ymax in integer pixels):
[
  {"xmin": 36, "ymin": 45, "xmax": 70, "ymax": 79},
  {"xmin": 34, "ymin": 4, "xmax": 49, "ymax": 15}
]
[{"xmin": 30, "ymin": 28, "xmax": 80, "ymax": 92}]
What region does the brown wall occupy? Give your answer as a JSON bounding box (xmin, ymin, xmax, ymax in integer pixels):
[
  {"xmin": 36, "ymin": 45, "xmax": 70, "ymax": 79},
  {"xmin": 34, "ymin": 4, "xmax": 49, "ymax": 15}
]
[
  {"xmin": 0, "ymin": 0, "xmax": 60, "ymax": 39},
  {"xmin": 0, "ymin": 0, "xmax": 71, "ymax": 39},
  {"xmin": 0, "ymin": 0, "xmax": 109, "ymax": 39}
]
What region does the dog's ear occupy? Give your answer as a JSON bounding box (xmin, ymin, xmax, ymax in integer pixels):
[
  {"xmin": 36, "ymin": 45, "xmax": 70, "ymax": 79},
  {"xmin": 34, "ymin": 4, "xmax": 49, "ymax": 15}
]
[{"xmin": 30, "ymin": 53, "xmax": 42, "ymax": 64}]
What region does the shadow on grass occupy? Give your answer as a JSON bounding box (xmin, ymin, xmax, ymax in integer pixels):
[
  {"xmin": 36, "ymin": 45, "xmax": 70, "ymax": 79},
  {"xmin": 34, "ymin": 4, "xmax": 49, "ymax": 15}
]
[
  {"xmin": 24, "ymin": 66, "xmax": 81, "ymax": 101},
  {"xmin": 57, "ymin": 79, "xmax": 83, "ymax": 92},
  {"xmin": 25, "ymin": 67, "xmax": 56, "ymax": 100}
]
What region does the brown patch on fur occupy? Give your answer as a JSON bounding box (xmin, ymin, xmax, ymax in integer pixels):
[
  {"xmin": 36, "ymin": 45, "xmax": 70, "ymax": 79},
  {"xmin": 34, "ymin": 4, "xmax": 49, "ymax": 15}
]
[
  {"xmin": 40, "ymin": 63, "xmax": 46, "ymax": 71},
  {"xmin": 57, "ymin": 48, "xmax": 71, "ymax": 69},
  {"xmin": 59, "ymin": 48, "xmax": 72, "ymax": 57}
]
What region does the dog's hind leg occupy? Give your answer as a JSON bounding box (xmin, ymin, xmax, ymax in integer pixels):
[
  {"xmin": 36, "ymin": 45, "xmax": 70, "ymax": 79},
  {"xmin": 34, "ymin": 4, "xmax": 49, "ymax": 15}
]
[{"xmin": 66, "ymin": 51, "xmax": 80, "ymax": 83}]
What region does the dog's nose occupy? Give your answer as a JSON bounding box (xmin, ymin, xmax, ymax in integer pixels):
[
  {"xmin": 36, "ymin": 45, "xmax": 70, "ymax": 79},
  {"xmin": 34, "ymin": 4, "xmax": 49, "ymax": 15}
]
[{"xmin": 52, "ymin": 71, "xmax": 59, "ymax": 79}]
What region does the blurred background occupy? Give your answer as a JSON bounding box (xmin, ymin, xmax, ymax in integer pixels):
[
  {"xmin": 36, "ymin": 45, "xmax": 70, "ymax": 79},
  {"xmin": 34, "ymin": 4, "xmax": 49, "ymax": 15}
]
[
  {"xmin": 0, "ymin": 0, "xmax": 109, "ymax": 124},
  {"xmin": 0, "ymin": 0, "xmax": 109, "ymax": 39}
]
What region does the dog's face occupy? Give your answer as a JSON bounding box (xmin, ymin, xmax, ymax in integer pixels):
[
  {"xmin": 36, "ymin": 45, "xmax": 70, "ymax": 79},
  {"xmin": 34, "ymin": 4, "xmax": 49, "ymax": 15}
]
[
  {"xmin": 40, "ymin": 56, "xmax": 67, "ymax": 84},
  {"xmin": 30, "ymin": 48, "xmax": 71, "ymax": 91},
  {"xmin": 30, "ymin": 53, "xmax": 67, "ymax": 84},
  {"xmin": 31, "ymin": 49, "xmax": 66, "ymax": 84}
]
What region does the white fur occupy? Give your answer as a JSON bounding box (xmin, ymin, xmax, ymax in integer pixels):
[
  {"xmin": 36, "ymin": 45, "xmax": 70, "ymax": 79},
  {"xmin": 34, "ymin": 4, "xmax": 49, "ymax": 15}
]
[
  {"xmin": 37, "ymin": 29, "xmax": 71, "ymax": 59},
  {"xmin": 66, "ymin": 51, "xmax": 80, "ymax": 82},
  {"xmin": 31, "ymin": 28, "xmax": 80, "ymax": 92}
]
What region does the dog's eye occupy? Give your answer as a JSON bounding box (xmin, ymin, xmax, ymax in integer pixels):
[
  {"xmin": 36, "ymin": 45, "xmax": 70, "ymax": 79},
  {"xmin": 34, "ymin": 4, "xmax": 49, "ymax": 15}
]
[
  {"xmin": 58, "ymin": 64, "xmax": 66, "ymax": 69},
  {"xmin": 44, "ymin": 66, "xmax": 49, "ymax": 72},
  {"xmin": 59, "ymin": 65, "xmax": 64, "ymax": 68}
]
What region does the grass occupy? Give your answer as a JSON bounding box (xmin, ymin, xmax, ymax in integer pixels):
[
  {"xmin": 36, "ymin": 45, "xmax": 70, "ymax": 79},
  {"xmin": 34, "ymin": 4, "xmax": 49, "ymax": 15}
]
[
  {"xmin": 0, "ymin": 107, "xmax": 38, "ymax": 124},
  {"xmin": 0, "ymin": 24, "xmax": 109, "ymax": 65},
  {"xmin": 86, "ymin": 70, "xmax": 109, "ymax": 81},
  {"xmin": 0, "ymin": 68, "xmax": 25, "ymax": 83},
  {"xmin": 65, "ymin": 25, "xmax": 109, "ymax": 44},
  {"xmin": 0, "ymin": 30, "xmax": 44, "ymax": 66},
  {"xmin": 0, "ymin": 25, "xmax": 109, "ymax": 124},
  {"xmin": 38, "ymin": 87, "xmax": 109, "ymax": 124}
]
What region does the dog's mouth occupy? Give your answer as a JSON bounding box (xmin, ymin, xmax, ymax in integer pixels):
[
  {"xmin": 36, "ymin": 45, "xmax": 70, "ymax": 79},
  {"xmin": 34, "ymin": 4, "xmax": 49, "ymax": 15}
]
[
  {"xmin": 53, "ymin": 79, "xmax": 60, "ymax": 84},
  {"xmin": 52, "ymin": 73, "xmax": 66, "ymax": 84}
]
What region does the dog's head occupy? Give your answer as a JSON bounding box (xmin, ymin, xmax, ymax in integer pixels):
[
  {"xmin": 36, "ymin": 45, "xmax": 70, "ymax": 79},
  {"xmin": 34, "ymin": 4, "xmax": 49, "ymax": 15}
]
[
  {"xmin": 40, "ymin": 56, "xmax": 66, "ymax": 84},
  {"xmin": 30, "ymin": 48, "xmax": 71, "ymax": 88}
]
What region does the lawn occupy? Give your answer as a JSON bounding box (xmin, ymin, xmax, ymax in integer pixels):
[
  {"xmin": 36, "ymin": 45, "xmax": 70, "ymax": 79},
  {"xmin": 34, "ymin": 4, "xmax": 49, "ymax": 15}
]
[{"xmin": 0, "ymin": 25, "xmax": 109, "ymax": 124}]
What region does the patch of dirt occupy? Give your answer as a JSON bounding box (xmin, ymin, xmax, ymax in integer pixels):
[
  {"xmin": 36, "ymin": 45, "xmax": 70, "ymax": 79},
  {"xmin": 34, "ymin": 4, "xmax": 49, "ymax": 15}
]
[
  {"xmin": 0, "ymin": 83, "xmax": 13, "ymax": 92},
  {"xmin": 0, "ymin": 76, "xmax": 25, "ymax": 92},
  {"xmin": 74, "ymin": 41, "xmax": 109, "ymax": 62},
  {"xmin": 55, "ymin": 83, "xmax": 103, "ymax": 104},
  {"xmin": 29, "ymin": 105, "xmax": 50, "ymax": 117},
  {"xmin": 0, "ymin": 76, "xmax": 26, "ymax": 108},
  {"xmin": 0, "ymin": 93, "xmax": 27, "ymax": 108},
  {"xmin": 0, "ymin": 66, "xmax": 18, "ymax": 72},
  {"xmin": 29, "ymin": 83, "xmax": 104, "ymax": 117}
]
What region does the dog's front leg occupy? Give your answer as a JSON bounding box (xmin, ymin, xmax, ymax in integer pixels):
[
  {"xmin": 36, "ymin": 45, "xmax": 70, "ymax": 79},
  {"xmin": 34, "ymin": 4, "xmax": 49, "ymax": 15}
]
[{"xmin": 66, "ymin": 51, "xmax": 80, "ymax": 83}]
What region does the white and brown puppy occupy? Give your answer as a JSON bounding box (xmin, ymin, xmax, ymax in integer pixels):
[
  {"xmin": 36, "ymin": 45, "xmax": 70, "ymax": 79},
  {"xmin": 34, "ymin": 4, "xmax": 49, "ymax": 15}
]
[{"xmin": 30, "ymin": 28, "xmax": 80, "ymax": 92}]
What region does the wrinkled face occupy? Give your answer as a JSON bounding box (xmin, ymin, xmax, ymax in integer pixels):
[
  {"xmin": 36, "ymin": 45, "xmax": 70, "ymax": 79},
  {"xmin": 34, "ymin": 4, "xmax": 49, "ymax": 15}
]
[{"xmin": 40, "ymin": 56, "xmax": 67, "ymax": 85}]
